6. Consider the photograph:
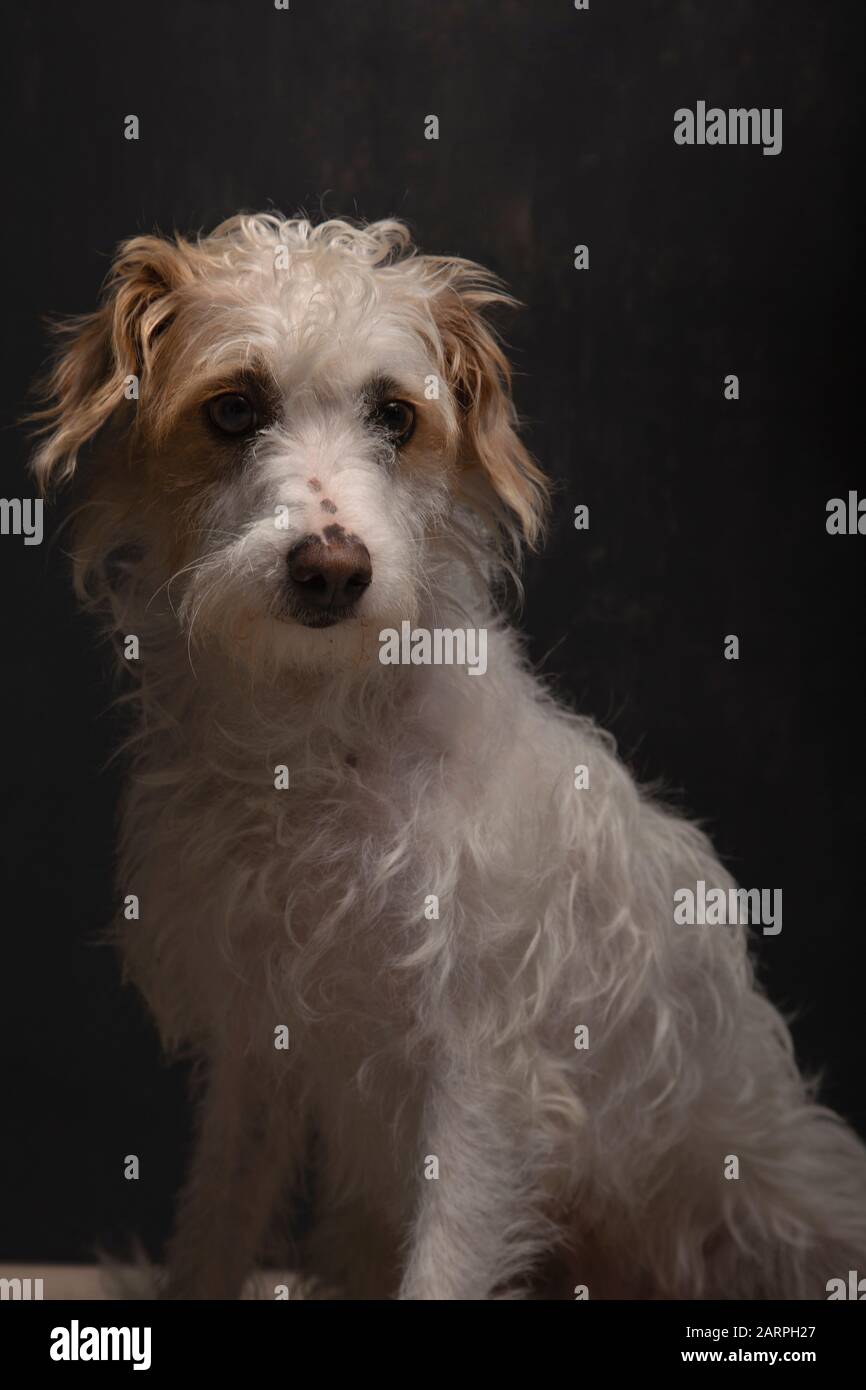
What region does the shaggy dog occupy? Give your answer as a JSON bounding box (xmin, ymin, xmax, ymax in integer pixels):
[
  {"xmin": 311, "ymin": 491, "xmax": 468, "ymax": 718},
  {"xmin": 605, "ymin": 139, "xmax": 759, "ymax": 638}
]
[{"xmin": 31, "ymin": 214, "xmax": 866, "ymax": 1299}]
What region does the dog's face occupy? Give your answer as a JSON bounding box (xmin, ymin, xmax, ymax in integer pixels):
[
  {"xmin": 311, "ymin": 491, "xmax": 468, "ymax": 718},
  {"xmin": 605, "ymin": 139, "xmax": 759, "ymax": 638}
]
[{"xmin": 31, "ymin": 216, "xmax": 547, "ymax": 672}]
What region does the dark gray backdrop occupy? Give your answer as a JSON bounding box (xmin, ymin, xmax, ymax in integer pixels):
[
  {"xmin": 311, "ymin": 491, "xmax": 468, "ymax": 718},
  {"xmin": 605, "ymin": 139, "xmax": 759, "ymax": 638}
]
[{"xmin": 2, "ymin": 0, "xmax": 864, "ymax": 1261}]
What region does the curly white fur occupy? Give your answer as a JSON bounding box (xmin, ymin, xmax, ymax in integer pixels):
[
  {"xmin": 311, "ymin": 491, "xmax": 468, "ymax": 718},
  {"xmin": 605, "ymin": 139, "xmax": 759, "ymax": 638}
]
[{"xmin": 31, "ymin": 213, "xmax": 866, "ymax": 1299}]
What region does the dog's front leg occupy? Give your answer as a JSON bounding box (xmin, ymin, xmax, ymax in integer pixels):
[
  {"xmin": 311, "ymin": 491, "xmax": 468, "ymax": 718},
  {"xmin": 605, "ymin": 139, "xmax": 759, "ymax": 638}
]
[
  {"xmin": 163, "ymin": 1049, "xmax": 304, "ymax": 1300},
  {"xmin": 398, "ymin": 1061, "xmax": 547, "ymax": 1300}
]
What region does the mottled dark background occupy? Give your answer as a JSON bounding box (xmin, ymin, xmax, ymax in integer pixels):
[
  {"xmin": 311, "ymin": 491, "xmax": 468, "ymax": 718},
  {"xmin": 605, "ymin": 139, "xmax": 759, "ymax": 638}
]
[{"xmin": 1, "ymin": 0, "xmax": 863, "ymax": 1261}]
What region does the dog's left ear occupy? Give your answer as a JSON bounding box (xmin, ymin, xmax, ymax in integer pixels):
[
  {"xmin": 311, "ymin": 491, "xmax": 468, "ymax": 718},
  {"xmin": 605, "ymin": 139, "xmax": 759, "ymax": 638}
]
[{"xmin": 426, "ymin": 260, "xmax": 550, "ymax": 548}]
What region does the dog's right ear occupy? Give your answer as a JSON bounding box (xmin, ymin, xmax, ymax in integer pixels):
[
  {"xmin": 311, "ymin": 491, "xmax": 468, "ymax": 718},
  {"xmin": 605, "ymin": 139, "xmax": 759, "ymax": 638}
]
[{"xmin": 29, "ymin": 234, "xmax": 194, "ymax": 493}]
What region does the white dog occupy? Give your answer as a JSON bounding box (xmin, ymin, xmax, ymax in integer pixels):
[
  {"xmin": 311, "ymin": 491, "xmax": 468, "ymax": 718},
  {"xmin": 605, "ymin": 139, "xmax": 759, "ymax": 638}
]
[{"xmin": 31, "ymin": 214, "xmax": 866, "ymax": 1299}]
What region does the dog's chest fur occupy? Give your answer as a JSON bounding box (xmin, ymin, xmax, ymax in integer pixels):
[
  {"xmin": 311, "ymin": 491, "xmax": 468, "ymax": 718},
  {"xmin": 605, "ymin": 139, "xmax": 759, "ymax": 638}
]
[
  {"xmin": 119, "ymin": 649, "xmax": 506, "ymax": 1064},
  {"xmin": 119, "ymin": 654, "xmax": 516, "ymax": 1218}
]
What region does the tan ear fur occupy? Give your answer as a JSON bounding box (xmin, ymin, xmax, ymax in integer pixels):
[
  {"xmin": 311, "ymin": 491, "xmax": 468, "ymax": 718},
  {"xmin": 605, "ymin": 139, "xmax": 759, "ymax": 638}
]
[
  {"xmin": 29, "ymin": 234, "xmax": 194, "ymax": 492},
  {"xmin": 426, "ymin": 260, "xmax": 550, "ymax": 548}
]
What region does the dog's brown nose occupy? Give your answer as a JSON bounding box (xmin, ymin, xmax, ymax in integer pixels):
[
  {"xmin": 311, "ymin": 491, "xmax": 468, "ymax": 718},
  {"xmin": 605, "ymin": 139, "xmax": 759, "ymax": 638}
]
[{"xmin": 287, "ymin": 536, "xmax": 372, "ymax": 614}]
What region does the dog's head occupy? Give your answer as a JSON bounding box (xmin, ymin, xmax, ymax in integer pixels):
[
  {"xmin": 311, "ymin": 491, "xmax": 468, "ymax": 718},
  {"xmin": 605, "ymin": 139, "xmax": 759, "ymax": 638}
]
[{"xmin": 31, "ymin": 215, "xmax": 548, "ymax": 671}]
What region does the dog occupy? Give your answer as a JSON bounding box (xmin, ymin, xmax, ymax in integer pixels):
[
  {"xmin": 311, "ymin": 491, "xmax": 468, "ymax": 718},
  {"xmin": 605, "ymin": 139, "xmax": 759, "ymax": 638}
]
[{"xmin": 30, "ymin": 213, "xmax": 866, "ymax": 1299}]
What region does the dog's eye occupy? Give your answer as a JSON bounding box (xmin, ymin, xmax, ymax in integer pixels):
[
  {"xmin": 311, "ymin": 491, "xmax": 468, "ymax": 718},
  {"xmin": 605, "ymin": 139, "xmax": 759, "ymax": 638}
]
[
  {"xmin": 372, "ymin": 399, "xmax": 415, "ymax": 444},
  {"xmin": 207, "ymin": 393, "xmax": 257, "ymax": 436}
]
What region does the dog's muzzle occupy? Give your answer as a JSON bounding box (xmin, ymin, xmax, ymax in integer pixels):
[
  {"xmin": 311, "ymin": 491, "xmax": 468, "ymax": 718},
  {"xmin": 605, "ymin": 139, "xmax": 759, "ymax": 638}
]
[{"xmin": 286, "ymin": 535, "xmax": 372, "ymax": 627}]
